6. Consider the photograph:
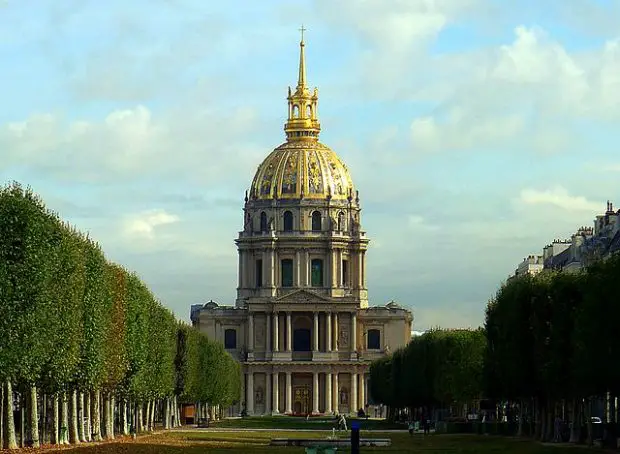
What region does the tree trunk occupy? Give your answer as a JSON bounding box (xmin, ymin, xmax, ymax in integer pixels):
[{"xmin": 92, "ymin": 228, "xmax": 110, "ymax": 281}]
[
  {"xmin": 85, "ymin": 392, "xmax": 91, "ymax": 441},
  {"xmin": 109, "ymin": 395, "xmax": 115, "ymax": 439},
  {"xmin": 120, "ymin": 399, "xmax": 128, "ymax": 435},
  {"xmin": 3, "ymin": 381, "xmax": 17, "ymax": 449},
  {"xmin": 585, "ymin": 397, "xmax": 593, "ymax": 446},
  {"xmin": 137, "ymin": 402, "xmax": 144, "ymax": 433},
  {"xmin": 163, "ymin": 398, "xmax": 170, "ymax": 430},
  {"xmin": 102, "ymin": 393, "xmax": 109, "ymax": 439},
  {"xmin": 175, "ymin": 396, "xmax": 180, "ymax": 427},
  {"xmin": 26, "ymin": 385, "xmax": 39, "ymax": 448},
  {"xmin": 569, "ymin": 399, "xmax": 580, "ymax": 443},
  {"xmin": 68, "ymin": 389, "xmax": 78, "ymax": 444},
  {"xmin": 150, "ymin": 400, "xmax": 156, "ymax": 430},
  {"xmin": 146, "ymin": 400, "xmax": 153, "ymax": 431},
  {"xmin": 50, "ymin": 394, "xmax": 59, "ymax": 445},
  {"xmin": 91, "ymin": 389, "xmax": 102, "ymax": 441},
  {"xmin": 544, "ymin": 404, "xmax": 553, "ymax": 442},
  {"xmin": 78, "ymin": 392, "xmax": 86, "ymax": 442},
  {"xmin": 40, "ymin": 393, "xmax": 47, "ymax": 445},
  {"xmin": 0, "ymin": 383, "xmax": 4, "ymax": 449}
]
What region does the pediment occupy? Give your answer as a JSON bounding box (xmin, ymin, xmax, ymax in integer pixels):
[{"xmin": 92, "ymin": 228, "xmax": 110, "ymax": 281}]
[{"xmin": 275, "ymin": 289, "xmax": 331, "ymax": 304}]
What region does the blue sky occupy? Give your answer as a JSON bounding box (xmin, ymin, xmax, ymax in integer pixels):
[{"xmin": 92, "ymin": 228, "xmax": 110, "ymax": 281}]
[{"xmin": 2, "ymin": 0, "xmax": 620, "ymax": 330}]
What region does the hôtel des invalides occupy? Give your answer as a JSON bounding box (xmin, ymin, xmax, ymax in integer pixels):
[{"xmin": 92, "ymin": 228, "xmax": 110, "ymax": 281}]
[{"xmin": 191, "ymin": 33, "xmax": 412, "ymax": 417}]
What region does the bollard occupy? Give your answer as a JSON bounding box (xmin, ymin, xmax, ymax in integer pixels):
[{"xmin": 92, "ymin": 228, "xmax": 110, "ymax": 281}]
[{"xmin": 351, "ymin": 421, "xmax": 360, "ymax": 454}]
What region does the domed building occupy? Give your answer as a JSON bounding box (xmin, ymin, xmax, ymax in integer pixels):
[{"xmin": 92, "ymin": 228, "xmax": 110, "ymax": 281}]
[{"xmin": 190, "ymin": 33, "xmax": 413, "ymax": 416}]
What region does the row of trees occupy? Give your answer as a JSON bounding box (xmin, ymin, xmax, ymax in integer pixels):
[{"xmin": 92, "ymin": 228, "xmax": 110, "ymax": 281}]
[
  {"xmin": 0, "ymin": 183, "xmax": 240, "ymax": 450},
  {"xmin": 369, "ymin": 328, "xmax": 485, "ymax": 419},
  {"xmin": 484, "ymin": 253, "xmax": 620, "ymax": 443},
  {"xmin": 370, "ymin": 247, "xmax": 620, "ymax": 445}
]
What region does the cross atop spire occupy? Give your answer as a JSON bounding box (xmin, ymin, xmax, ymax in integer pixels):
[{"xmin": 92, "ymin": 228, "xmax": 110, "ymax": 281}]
[{"xmin": 297, "ymin": 25, "xmax": 307, "ymax": 89}]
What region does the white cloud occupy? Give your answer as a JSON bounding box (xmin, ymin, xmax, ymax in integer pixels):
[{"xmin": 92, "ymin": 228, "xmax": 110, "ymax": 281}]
[
  {"xmin": 517, "ymin": 186, "xmax": 601, "ymax": 212},
  {"xmin": 0, "ymin": 104, "xmax": 267, "ymax": 186},
  {"xmin": 122, "ymin": 209, "xmax": 179, "ymax": 240}
]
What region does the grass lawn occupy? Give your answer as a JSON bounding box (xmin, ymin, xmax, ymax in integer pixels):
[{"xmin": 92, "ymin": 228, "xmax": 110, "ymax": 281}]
[
  {"xmin": 54, "ymin": 430, "xmax": 603, "ymax": 453},
  {"xmin": 208, "ymin": 415, "xmax": 404, "ymax": 431}
]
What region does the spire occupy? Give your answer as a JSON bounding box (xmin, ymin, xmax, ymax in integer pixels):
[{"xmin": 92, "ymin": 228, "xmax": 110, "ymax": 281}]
[
  {"xmin": 284, "ymin": 26, "xmax": 321, "ymax": 142},
  {"xmin": 297, "ymin": 25, "xmax": 307, "ymax": 89}
]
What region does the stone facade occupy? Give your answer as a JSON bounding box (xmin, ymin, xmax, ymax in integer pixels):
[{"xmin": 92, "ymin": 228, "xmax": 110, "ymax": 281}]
[
  {"xmin": 190, "ymin": 36, "xmax": 412, "ymax": 416},
  {"xmin": 509, "ymin": 201, "xmax": 620, "ymax": 278}
]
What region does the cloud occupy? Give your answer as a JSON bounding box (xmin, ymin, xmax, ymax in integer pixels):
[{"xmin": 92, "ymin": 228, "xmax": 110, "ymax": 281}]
[
  {"xmin": 122, "ymin": 209, "xmax": 179, "ymax": 240},
  {"xmin": 516, "ymin": 186, "xmax": 601, "ymax": 212},
  {"xmin": 0, "ymin": 104, "xmax": 268, "ymax": 187}
]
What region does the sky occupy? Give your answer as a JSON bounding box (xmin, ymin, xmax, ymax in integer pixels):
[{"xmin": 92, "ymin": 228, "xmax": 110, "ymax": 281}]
[{"xmin": 1, "ymin": 0, "xmax": 620, "ymax": 331}]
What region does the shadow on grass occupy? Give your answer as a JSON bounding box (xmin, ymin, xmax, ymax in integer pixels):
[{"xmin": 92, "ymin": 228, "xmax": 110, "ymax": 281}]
[{"xmin": 55, "ymin": 431, "xmax": 605, "ymax": 454}]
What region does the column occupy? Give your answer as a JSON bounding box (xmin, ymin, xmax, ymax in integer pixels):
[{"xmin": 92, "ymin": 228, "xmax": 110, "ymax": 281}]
[
  {"xmin": 313, "ymin": 312, "xmax": 319, "ymax": 352},
  {"xmin": 350, "ymin": 373, "xmax": 358, "ymax": 414},
  {"xmin": 326, "ymin": 312, "xmax": 332, "ymax": 352},
  {"xmin": 312, "ymin": 372, "xmax": 319, "ymax": 414},
  {"xmin": 266, "ymin": 372, "xmax": 272, "ymax": 414},
  {"xmin": 359, "ymin": 373, "xmax": 365, "ymax": 410},
  {"xmin": 238, "ymin": 250, "xmax": 243, "ymax": 288},
  {"xmin": 295, "ymin": 250, "xmax": 301, "ymax": 286},
  {"xmin": 304, "ymin": 249, "xmax": 310, "ymax": 286},
  {"xmin": 273, "ymin": 312, "xmax": 279, "ymax": 352},
  {"xmin": 266, "ymin": 312, "xmax": 271, "ymax": 353},
  {"xmin": 247, "ymin": 371, "xmax": 254, "ymax": 415},
  {"xmin": 332, "ymin": 373, "xmax": 339, "ymax": 414},
  {"xmin": 286, "ymin": 312, "xmax": 292, "ymax": 351},
  {"xmin": 333, "ymin": 313, "xmax": 339, "ymax": 351},
  {"xmin": 357, "ymin": 251, "xmax": 363, "ymax": 289},
  {"xmin": 362, "ymin": 251, "xmax": 367, "ymax": 288},
  {"xmin": 268, "ymin": 248, "xmax": 276, "ymax": 288},
  {"xmin": 272, "ymin": 372, "xmax": 280, "ymax": 414},
  {"xmin": 337, "ymin": 249, "xmax": 342, "ymax": 287},
  {"xmin": 327, "ymin": 247, "xmax": 333, "ymax": 288},
  {"xmin": 330, "ymin": 248, "xmax": 337, "ymax": 288},
  {"xmin": 351, "ymin": 312, "xmax": 357, "ymax": 352},
  {"xmin": 325, "ymin": 373, "xmax": 333, "ymax": 414},
  {"xmin": 248, "ymin": 313, "xmax": 254, "ymax": 351},
  {"xmin": 240, "ymin": 368, "xmax": 246, "ymax": 415},
  {"xmin": 285, "ymin": 372, "xmax": 293, "ymax": 414}
]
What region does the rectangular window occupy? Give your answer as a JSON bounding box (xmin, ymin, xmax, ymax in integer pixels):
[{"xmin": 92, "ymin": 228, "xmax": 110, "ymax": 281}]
[
  {"xmin": 281, "ymin": 259, "xmax": 293, "ymax": 287},
  {"xmin": 311, "ymin": 259, "xmax": 324, "ymax": 287},
  {"xmin": 224, "ymin": 329, "xmax": 237, "ymax": 349},
  {"xmin": 342, "ymin": 259, "xmax": 348, "ymax": 287},
  {"xmin": 256, "ymin": 259, "xmax": 263, "ymax": 287}
]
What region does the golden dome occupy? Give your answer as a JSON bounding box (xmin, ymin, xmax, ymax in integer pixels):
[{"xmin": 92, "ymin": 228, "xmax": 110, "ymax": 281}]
[
  {"xmin": 250, "ymin": 141, "xmax": 354, "ymax": 201},
  {"xmin": 249, "ymin": 30, "xmax": 355, "ymax": 202}
]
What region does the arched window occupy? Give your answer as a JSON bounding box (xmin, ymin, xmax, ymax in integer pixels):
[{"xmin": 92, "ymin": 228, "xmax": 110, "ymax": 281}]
[
  {"xmin": 224, "ymin": 329, "xmax": 237, "ymax": 349},
  {"xmin": 260, "ymin": 212, "xmax": 267, "ymax": 232},
  {"xmin": 292, "ymin": 105, "xmax": 299, "ymax": 118},
  {"xmin": 311, "ymin": 211, "xmax": 321, "ymax": 231},
  {"xmin": 306, "ymin": 105, "xmax": 312, "ymax": 118},
  {"xmin": 367, "ymin": 329, "xmax": 381, "ymax": 350},
  {"xmin": 283, "ymin": 211, "xmax": 293, "ymax": 232},
  {"xmin": 311, "ymin": 259, "xmax": 324, "ymax": 287},
  {"xmin": 281, "ymin": 259, "xmax": 293, "ymax": 287},
  {"xmin": 337, "ymin": 211, "xmax": 345, "ymax": 231}
]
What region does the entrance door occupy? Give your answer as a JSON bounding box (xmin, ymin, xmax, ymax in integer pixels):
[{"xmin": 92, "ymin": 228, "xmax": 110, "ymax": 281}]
[{"xmin": 293, "ymin": 386, "xmax": 311, "ymax": 415}]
